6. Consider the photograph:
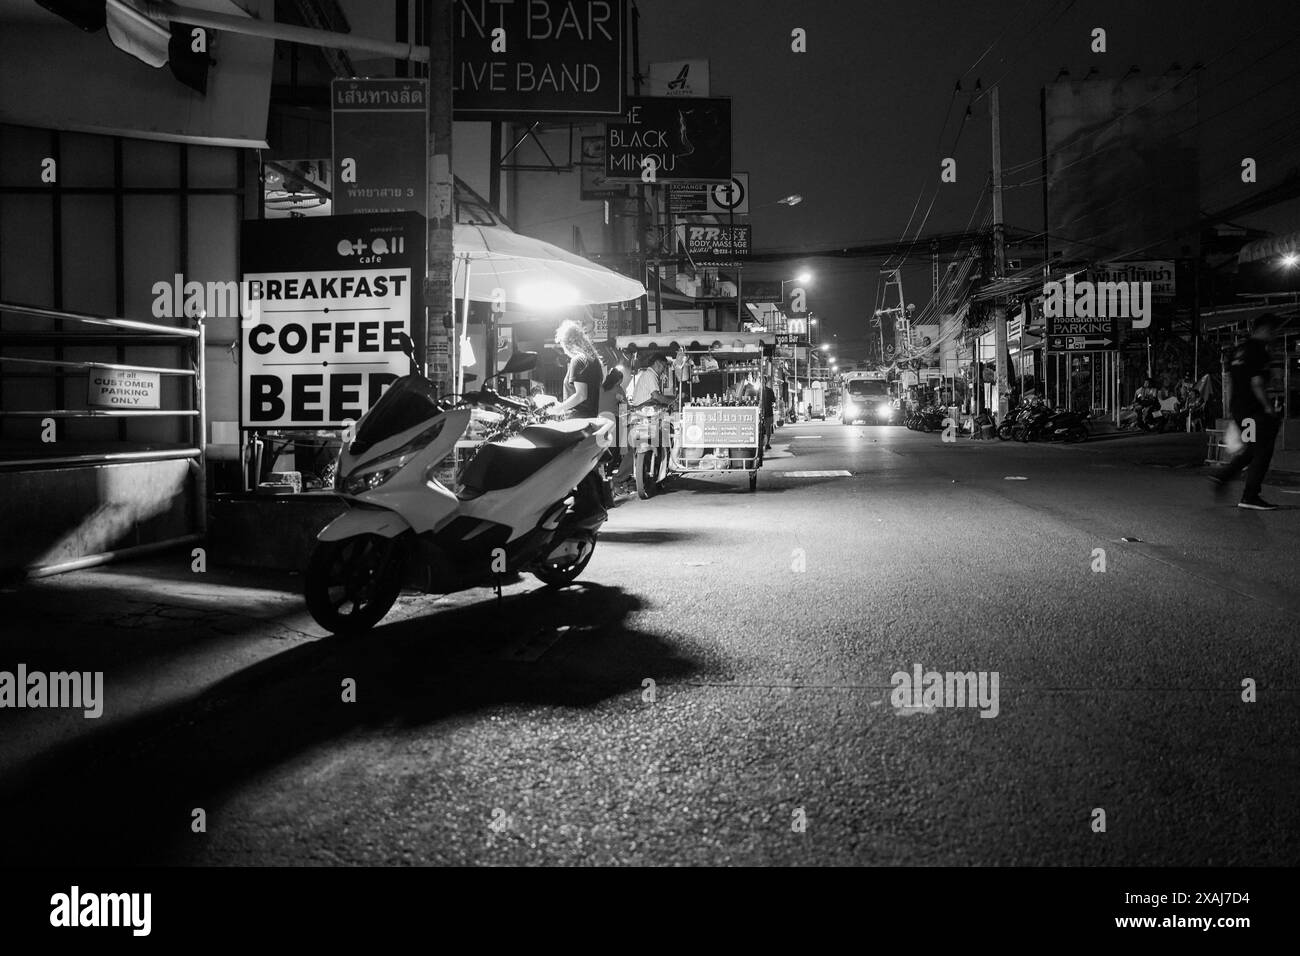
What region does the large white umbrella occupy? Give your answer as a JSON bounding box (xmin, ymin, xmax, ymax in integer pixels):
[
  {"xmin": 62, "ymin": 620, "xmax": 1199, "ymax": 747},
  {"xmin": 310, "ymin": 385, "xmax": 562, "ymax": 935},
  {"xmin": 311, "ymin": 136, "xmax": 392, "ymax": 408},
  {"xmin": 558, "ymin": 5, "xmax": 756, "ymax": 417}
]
[
  {"xmin": 450, "ymin": 222, "xmax": 646, "ymax": 393},
  {"xmin": 453, "ymin": 222, "xmax": 646, "ymax": 307}
]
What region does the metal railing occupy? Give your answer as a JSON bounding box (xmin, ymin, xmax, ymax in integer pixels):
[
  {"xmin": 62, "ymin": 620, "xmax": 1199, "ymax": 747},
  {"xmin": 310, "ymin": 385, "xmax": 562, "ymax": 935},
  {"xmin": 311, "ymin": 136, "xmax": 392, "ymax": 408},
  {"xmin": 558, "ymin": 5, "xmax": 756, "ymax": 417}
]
[{"xmin": 0, "ymin": 300, "xmax": 207, "ymax": 544}]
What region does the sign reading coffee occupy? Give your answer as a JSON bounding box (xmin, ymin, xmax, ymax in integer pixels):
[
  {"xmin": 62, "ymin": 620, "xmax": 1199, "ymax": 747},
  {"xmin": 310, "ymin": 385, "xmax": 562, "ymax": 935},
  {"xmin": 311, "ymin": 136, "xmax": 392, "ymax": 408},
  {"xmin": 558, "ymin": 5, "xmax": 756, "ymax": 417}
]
[
  {"xmin": 240, "ymin": 212, "xmax": 425, "ymax": 429},
  {"xmin": 453, "ymin": 0, "xmax": 626, "ymax": 118},
  {"xmin": 604, "ymin": 96, "xmax": 732, "ymax": 182}
]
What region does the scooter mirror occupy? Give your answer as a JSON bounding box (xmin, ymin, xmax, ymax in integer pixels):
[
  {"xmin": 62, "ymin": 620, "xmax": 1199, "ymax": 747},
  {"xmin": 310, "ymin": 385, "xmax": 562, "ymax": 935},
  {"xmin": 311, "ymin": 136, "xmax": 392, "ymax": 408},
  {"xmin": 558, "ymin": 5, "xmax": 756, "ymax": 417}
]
[
  {"xmin": 395, "ymin": 332, "xmax": 417, "ymax": 361},
  {"xmin": 499, "ymin": 350, "xmax": 539, "ymax": 376}
]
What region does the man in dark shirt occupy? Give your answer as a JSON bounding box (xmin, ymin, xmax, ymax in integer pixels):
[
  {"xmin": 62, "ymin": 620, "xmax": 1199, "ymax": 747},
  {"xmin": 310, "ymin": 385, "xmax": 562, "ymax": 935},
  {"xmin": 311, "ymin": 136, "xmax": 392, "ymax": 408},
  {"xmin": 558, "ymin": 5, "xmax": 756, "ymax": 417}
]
[
  {"xmin": 1210, "ymin": 313, "xmax": 1280, "ymax": 510},
  {"xmin": 760, "ymin": 382, "xmax": 776, "ymax": 450}
]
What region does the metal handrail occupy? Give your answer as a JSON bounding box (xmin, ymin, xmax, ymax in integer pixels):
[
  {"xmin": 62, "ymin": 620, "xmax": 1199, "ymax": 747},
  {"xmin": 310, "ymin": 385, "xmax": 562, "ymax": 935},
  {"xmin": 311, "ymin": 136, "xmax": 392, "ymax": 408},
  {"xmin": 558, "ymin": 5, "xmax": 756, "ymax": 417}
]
[
  {"xmin": 0, "ymin": 355, "xmax": 196, "ymax": 376},
  {"xmin": 0, "ymin": 409, "xmax": 199, "ymax": 417},
  {"xmin": 0, "ymin": 301, "xmax": 200, "ymax": 338}
]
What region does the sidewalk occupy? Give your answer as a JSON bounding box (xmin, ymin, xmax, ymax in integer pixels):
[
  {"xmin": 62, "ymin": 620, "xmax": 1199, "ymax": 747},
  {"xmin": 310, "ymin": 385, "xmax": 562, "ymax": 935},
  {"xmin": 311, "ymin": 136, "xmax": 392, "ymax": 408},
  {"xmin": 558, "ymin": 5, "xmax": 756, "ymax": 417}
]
[{"xmin": 1043, "ymin": 429, "xmax": 1300, "ymax": 482}]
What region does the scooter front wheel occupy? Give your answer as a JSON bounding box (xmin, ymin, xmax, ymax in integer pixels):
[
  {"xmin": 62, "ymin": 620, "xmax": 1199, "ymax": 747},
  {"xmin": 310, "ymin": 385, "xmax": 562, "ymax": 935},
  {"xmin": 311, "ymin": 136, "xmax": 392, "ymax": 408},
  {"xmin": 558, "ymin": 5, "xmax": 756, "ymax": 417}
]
[
  {"xmin": 305, "ymin": 534, "xmax": 405, "ymax": 636},
  {"xmin": 634, "ymin": 448, "xmax": 658, "ymax": 500}
]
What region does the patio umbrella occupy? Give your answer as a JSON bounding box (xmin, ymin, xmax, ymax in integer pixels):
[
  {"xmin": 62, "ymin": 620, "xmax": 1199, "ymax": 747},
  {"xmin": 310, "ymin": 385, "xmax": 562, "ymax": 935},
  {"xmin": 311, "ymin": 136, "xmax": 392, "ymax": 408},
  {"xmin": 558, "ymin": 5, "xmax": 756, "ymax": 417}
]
[
  {"xmin": 453, "ymin": 222, "xmax": 646, "ymax": 307},
  {"xmin": 450, "ymin": 222, "xmax": 646, "ymax": 394}
]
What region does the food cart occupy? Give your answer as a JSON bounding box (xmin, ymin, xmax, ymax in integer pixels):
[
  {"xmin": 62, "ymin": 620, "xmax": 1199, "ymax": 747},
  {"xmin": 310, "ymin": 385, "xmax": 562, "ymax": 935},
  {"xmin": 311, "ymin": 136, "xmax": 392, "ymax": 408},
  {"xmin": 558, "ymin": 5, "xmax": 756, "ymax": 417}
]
[{"xmin": 615, "ymin": 333, "xmax": 774, "ymax": 493}]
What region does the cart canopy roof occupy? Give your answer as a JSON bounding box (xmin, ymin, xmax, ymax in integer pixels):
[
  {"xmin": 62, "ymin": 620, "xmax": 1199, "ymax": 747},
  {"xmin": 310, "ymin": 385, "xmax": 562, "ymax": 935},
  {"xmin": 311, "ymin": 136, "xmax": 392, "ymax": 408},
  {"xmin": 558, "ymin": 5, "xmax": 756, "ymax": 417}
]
[{"xmin": 615, "ymin": 332, "xmax": 775, "ymax": 357}]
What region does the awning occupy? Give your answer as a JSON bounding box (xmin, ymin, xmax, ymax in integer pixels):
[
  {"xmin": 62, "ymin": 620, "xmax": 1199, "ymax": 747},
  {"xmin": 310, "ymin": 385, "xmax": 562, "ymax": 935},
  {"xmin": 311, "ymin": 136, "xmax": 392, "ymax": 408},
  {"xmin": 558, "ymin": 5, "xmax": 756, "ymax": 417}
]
[{"xmin": 1237, "ymin": 230, "xmax": 1300, "ymax": 265}]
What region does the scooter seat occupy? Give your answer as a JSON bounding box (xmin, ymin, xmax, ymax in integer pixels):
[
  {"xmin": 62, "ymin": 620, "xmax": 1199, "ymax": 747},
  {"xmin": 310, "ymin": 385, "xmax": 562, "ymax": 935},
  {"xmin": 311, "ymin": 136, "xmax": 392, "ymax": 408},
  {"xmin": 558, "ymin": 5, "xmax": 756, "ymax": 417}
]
[
  {"xmin": 517, "ymin": 423, "xmax": 589, "ymax": 450},
  {"xmin": 460, "ymin": 426, "xmax": 590, "ymax": 495}
]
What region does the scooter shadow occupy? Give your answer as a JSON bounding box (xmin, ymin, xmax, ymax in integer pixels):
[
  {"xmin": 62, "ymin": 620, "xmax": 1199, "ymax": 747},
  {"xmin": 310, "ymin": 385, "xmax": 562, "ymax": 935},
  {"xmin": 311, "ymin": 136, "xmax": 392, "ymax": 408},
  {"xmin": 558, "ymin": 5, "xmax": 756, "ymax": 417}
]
[{"xmin": 0, "ymin": 584, "xmax": 700, "ymax": 865}]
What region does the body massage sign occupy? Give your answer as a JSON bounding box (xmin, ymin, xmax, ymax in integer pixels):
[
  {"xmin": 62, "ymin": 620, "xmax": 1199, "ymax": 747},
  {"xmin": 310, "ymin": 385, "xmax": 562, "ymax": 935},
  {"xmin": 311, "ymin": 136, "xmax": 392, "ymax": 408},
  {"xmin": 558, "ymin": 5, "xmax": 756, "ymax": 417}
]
[{"xmin": 240, "ymin": 212, "xmax": 425, "ymax": 428}]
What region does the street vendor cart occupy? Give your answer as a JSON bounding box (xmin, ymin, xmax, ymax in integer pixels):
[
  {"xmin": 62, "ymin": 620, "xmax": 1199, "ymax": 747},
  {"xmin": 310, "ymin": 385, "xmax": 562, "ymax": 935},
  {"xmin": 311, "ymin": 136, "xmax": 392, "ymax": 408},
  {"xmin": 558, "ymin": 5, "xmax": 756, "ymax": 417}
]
[{"xmin": 615, "ymin": 333, "xmax": 774, "ymax": 493}]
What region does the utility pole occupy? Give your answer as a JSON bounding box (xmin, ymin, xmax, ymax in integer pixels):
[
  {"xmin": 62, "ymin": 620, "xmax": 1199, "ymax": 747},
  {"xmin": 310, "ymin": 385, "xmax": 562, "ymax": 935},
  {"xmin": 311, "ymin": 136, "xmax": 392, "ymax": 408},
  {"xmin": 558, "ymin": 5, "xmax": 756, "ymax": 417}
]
[
  {"xmin": 631, "ymin": 4, "xmax": 648, "ymax": 334},
  {"xmin": 991, "ymin": 84, "xmax": 1009, "ymax": 421},
  {"xmin": 425, "ymin": 0, "xmax": 454, "ymax": 394}
]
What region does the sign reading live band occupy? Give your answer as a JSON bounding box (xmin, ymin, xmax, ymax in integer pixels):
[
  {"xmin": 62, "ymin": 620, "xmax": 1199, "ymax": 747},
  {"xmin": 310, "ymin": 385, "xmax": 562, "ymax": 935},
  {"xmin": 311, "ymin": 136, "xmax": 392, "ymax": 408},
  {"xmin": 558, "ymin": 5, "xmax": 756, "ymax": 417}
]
[
  {"xmin": 240, "ymin": 212, "xmax": 425, "ymax": 429},
  {"xmin": 453, "ymin": 0, "xmax": 626, "ymax": 118}
]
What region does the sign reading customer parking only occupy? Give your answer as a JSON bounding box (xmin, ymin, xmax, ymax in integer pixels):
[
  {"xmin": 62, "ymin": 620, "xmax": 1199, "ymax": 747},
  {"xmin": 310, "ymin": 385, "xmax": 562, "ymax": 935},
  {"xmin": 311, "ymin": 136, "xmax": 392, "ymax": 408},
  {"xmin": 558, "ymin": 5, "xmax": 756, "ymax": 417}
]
[{"xmin": 239, "ymin": 212, "xmax": 425, "ymax": 428}]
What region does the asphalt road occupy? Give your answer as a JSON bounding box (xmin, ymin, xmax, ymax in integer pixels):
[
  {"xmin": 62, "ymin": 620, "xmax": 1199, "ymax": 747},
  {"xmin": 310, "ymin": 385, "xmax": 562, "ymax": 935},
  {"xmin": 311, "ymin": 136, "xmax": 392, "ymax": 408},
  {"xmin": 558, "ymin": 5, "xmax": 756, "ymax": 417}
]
[{"xmin": 2, "ymin": 422, "xmax": 1298, "ymax": 866}]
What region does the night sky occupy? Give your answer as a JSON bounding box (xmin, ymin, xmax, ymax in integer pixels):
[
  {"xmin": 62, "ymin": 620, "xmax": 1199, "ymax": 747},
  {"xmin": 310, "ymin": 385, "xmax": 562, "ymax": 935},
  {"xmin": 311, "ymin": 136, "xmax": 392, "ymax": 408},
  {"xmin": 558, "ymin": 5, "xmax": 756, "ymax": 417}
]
[{"xmin": 636, "ymin": 0, "xmax": 1300, "ymax": 362}]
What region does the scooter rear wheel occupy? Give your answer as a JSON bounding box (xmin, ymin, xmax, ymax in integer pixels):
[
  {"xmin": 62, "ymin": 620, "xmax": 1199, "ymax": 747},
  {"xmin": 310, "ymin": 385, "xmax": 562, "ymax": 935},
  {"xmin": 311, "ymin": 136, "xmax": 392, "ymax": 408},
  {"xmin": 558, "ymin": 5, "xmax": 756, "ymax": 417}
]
[
  {"xmin": 634, "ymin": 448, "xmax": 659, "ymax": 500},
  {"xmin": 532, "ymin": 534, "xmax": 597, "ymax": 588},
  {"xmin": 305, "ymin": 534, "xmax": 404, "ymax": 636}
]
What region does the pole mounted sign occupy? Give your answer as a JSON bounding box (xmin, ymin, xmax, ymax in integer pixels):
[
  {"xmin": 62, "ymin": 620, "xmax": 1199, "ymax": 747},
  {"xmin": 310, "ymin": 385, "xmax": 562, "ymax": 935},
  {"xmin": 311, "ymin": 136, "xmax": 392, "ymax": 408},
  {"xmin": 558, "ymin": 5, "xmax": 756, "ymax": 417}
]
[
  {"xmin": 452, "ymin": 0, "xmax": 626, "ymax": 118},
  {"xmin": 332, "ymin": 79, "xmax": 428, "ymax": 217},
  {"xmin": 668, "ymin": 173, "xmax": 749, "ymax": 215},
  {"xmin": 605, "ymin": 96, "xmax": 732, "ymax": 182},
  {"xmin": 678, "ymin": 223, "xmax": 751, "ymax": 265},
  {"xmin": 240, "ymin": 212, "xmax": 426, "ymax": 429}
]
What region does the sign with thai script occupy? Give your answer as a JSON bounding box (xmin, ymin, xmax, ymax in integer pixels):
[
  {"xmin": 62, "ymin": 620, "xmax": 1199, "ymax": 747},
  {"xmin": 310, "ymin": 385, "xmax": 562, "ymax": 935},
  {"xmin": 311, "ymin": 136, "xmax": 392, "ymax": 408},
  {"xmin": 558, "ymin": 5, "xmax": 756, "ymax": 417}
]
[
  {"xmin": 332, "ymin": 79, "xmax": 428, "ymax": 217},
  {"xmin": 681, "ymin": 405, "xmax": 759, "ymax": 446}
]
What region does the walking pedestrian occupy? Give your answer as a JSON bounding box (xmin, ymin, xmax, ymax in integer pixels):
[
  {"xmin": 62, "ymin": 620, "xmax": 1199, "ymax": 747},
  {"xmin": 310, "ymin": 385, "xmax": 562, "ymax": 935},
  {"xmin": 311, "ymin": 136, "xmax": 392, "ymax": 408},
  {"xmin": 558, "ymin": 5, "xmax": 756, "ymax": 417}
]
[{"xmin": 1209, "ymin": 313, "xmax": 1281, "ymax": 510}]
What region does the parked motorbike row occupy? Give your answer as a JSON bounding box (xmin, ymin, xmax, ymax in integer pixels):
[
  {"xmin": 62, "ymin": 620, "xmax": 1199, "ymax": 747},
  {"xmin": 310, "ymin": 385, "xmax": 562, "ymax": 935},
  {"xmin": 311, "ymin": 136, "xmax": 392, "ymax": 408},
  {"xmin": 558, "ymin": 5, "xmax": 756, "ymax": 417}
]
[{"xmin": 901, "ymin": 399, "xmax": 1090, "ymax": 443}]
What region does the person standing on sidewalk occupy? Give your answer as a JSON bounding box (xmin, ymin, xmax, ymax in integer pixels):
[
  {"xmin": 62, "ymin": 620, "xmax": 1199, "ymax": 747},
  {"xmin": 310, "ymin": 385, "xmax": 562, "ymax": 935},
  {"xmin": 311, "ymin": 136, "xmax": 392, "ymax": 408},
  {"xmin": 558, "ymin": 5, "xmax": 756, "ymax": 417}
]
[{"xmin": 1209, "ymin": 313, "xmax": 1281, "ymax": 510}]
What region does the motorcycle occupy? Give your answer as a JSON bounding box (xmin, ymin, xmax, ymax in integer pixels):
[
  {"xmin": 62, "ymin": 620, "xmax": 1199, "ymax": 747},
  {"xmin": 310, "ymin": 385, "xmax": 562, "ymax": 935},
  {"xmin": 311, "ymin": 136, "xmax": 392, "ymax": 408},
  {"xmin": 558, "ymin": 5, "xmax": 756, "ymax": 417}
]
[
  {"xmin": 304, "ymin": 335, "xmax": 614, "ymax": 636},
  {"xmin": 628, "ymin": 402, "xmax": 674, "ymax": 500},
  {"xmin": 1041, "ymin": 408, "xmax": 1090, "ymax": 443},
  {"xmin": 1012, "ymin": 402, "xmax": 1054, "ymax": 442}
]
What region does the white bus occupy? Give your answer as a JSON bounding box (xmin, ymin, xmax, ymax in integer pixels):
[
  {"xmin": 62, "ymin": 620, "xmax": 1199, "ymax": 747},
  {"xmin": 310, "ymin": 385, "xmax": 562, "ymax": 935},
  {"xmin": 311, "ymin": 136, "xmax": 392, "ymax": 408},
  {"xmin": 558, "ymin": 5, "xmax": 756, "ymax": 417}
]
[{"xmin": 839, "ymin": 370, "xmax": 895, "ymax": 424}]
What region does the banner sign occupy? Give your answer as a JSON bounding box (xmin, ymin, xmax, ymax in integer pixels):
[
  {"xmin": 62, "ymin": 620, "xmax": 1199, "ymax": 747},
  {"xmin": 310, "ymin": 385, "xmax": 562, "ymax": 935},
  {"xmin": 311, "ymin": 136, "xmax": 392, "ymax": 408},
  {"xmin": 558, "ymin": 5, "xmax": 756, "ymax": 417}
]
[
  {"xmin": 647, "ymin": 59, "xmax": 709, "ymax": 97},
  {"xmin": 453, "ymin": 0, "xmax": 626, "ymax": 118},
  {"xmin": 87, "ymin": 369, "xmax": 160, "ymax": 409},
  {"xmin": 240, "ymin": 212, "xmax": 425, "ymax": 429},
  {"xmin": 679, "ymin": 224, "xmax": 751, "ymax": 265},
  {"xmin": 740, "ymin": 280, "xmax": 783, "ymax": 303},
  {"xmin": 1094, "ymin": 260, "xmax": 1176, "ymax": 298},
  {"xmin": 332, "ymin": 79, "xmax": 428, "ymax": 217},
  {"xmin": 681, "ymin": 405, "xmax": 760, "ymax": 446},
  {"xmin": 605, "ymin": 96, "xmax": 732, "ymax": 182}
]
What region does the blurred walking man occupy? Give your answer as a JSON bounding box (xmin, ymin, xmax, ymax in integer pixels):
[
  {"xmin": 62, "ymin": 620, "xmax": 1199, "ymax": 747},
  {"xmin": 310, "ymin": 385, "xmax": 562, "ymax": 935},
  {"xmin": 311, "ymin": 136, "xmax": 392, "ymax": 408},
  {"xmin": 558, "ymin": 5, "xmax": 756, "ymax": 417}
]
[{"xmin": 1209, "ymin": 313, "xmax": 1281, "ymax": 510}]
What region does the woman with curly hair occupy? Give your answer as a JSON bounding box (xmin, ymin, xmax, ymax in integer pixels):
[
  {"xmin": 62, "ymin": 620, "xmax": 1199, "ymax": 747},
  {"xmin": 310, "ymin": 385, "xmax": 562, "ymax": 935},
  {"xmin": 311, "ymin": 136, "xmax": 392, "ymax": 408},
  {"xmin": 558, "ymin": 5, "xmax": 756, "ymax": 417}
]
[{"xmin": 550, "ymin": 318, "xmax": 603, "ymax": 419}]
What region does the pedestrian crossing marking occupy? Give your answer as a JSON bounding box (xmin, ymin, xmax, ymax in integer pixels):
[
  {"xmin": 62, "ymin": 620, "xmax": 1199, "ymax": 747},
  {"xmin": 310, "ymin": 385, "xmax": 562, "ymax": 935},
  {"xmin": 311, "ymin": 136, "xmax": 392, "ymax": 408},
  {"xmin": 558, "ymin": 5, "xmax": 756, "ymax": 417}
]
[{"xmin": 775, "ymin": 470, "xmax": 851, "ymax": 478}]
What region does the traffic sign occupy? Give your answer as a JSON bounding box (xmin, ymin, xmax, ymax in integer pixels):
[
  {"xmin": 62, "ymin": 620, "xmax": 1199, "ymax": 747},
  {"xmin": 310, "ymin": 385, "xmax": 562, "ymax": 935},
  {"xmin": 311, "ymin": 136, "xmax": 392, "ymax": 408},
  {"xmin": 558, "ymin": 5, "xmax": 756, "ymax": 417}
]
[
  {"xmin": 1048, "ymin": 336, "xmax": 1116, "ymax": 351},
  {"xmin": 709, "ymin": 174, "xmax": 748, "ymax": 214}
]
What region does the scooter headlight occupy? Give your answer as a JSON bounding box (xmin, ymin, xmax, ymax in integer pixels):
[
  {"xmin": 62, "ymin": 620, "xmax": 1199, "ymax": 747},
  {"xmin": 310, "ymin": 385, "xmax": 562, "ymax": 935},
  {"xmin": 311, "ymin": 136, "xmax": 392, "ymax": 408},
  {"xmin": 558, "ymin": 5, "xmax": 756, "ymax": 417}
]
[{"xmin": 344, "ymin": 465, "xmax": 402, "ymax": 496}]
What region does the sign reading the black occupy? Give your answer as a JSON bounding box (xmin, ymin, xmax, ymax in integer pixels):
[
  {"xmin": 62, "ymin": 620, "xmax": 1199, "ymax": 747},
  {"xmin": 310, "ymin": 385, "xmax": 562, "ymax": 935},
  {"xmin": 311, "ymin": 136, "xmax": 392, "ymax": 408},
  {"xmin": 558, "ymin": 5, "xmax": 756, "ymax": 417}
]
[
  {"xmin": 453, "ymin": 0, "xmax": 626, "ymax": 118},
  {"xmin": 681, "ymin": 224, "xmax": 751, "ymax": 265},
  {"xmin": 605, "ymin": 97, "xmax": 732, "ymax": 182},
  {"xmin": 332, "ymin": 79, "xmax": 428, "ymax": 217},
  {"xmin": 240, "ymin": 212, "xmax": 425, "ymax": 429}
]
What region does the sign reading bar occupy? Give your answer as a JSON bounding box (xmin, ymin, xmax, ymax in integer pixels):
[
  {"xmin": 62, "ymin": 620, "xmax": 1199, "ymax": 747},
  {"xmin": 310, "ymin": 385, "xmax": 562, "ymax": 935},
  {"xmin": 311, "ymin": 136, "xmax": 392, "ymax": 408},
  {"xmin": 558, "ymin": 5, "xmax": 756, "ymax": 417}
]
[
  {"xmin": 332, "ymin": 79, "xmax": 428, "ymax": 217},
  {"xmin": 679, "ymin": 224, "xmax": 751, "ymax": 265},
  {"xmin": 88, "ymin": 369, "xmax": 160, "ymax": 409},
  {"xmin": 605, "ymin": 97, "xmax": 732, "ymax": 182},
  {"xmin": 240, "ymin": 212, "xmax": 425, "ymax": 429},
  {"xmin": 453, "ymin": 0, "xmax": 626, "ymax": 118}
]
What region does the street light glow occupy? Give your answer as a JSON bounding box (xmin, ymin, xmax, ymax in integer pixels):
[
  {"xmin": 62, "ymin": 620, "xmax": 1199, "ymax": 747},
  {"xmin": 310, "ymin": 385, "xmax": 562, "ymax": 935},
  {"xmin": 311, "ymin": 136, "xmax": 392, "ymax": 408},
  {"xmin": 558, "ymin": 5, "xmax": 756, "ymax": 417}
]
[
  {"xmin": 1283, "ymin": 253, "xmax": 1299, "ymax": 267},
  {"xmin": 777, "ymin": 194, "xmax": 803, "ymax": 206},
  {"xmin": 821, "ymin": 343, "xmax": 830, "ymax": 351},
  {"xmin": 797, "ymin": 271, "xmax": 813, "ymax": 284}
]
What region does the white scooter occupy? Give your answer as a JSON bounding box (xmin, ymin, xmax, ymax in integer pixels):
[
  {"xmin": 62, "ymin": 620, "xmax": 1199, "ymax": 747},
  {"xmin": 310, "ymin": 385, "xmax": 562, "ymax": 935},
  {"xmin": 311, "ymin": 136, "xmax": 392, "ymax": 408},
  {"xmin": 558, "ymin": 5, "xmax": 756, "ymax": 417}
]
[{"xmin": 305, "ymin": 336, "xmax": 614, "ymax": 635}]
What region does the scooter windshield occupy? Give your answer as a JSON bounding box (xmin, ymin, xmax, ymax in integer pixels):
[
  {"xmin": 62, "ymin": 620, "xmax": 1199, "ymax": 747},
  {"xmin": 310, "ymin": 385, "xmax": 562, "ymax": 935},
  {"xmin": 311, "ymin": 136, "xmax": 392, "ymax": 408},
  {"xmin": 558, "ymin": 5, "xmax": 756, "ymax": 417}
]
[{"xmin": 353, "ymin": 375, "xmax": 441, "ymax": 451}]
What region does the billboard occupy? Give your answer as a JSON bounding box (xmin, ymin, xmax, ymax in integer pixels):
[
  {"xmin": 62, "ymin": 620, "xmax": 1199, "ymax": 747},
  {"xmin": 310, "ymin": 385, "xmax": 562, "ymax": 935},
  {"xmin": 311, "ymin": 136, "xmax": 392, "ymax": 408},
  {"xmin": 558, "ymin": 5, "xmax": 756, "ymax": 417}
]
[
  {"xmin": 605, "ymin": 97, "xmax": 732, "ymax": 182},
  {"xmin": 453, "ymin": 0, "xmax": 626, "ymax": 118},
  {"xmin": 1093, "ymin": 260, "xmax": 1176, "ymax": 298},
  {"xmin": 1045, "ymin": 77, "xmax": 1199, "ymax": 261},
  {"xmin": 678, "ymin": 224, "xmax": 751, "ymax": 265},
  {"xmin": 240, "ymin": 212, "xmax": 425, "ymax": 429},
  {"xmin": 668, "ymin": 174, "xmax": 750, "ymax": 216}
]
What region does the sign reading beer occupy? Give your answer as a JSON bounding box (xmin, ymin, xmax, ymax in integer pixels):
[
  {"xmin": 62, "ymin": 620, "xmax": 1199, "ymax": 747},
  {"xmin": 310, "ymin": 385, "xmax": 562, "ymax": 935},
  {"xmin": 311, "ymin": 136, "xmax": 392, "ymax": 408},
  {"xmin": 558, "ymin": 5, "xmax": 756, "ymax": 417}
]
[
  {"xmin": 605, "ymin": 97, "xmax": 732, "ymax": 182},
  {"xmin": 332, "ymin": 79, "xmax": 428, "ymax": 217},
  {"xmin": 680, "ymin": 223, "xmax": 751, "ymax": 265},
  {"xmin": 453, "ymin": 0, "xmax": 626, "ymax": 118},
  {"xmin": 240, "ymin": 212, "xmax": 425, "ymax": 429}
]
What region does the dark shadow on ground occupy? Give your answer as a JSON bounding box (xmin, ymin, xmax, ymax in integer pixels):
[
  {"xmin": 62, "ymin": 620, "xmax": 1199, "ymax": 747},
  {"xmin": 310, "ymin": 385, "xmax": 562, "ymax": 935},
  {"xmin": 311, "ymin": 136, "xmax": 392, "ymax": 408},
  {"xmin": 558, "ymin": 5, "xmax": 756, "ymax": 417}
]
[{"xmin": 0, "ymin": 583, "xmax": 700, "ymax": 866}]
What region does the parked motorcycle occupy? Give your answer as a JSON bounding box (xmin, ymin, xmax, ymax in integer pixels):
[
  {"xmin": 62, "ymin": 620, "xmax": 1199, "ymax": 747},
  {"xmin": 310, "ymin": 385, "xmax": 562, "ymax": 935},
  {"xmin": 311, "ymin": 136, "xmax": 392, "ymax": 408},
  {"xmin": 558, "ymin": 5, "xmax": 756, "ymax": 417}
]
[
  {"xmin": 304, "ymin": 336, "xmax": 614, "ymax": 636},
  {"xmin": 1041, "ymin": 408, "xmax": 1090, "ymax": 443},
  {"xmin": 1013, "ymin": 402, "xmax": 1054, "ymax": 442}
]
